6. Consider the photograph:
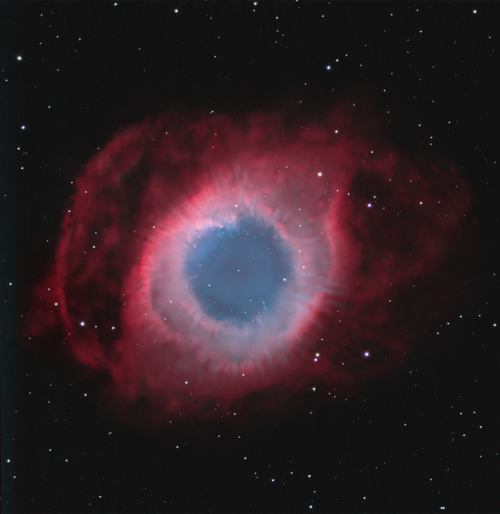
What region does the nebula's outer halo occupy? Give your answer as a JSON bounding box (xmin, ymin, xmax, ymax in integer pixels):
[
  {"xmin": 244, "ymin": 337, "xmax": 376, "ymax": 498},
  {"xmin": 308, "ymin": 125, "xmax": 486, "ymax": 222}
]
[{"xmin": 27, "ymin": 109, "xmax": 470, "ymax": 422}]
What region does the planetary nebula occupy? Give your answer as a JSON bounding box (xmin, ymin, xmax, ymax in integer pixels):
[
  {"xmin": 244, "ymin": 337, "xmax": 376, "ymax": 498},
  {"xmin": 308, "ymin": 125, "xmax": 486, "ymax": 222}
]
[{"xmin": 27, "ymin": 108, "xmax": 470, "ymax": 421}]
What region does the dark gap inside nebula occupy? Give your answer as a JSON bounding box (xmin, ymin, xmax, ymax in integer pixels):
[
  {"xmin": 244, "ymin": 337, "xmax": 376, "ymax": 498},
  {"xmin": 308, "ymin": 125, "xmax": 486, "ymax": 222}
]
[{"xmin": 183, "ymin": 214, "xmax": 294, "ymax": 324}]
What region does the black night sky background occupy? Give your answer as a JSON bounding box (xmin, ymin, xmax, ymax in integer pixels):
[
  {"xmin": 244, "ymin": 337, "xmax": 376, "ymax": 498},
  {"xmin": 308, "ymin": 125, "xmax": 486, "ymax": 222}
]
[{"xmin": 1, "ymin": 2, "xmax": 499, "ymax": 513}]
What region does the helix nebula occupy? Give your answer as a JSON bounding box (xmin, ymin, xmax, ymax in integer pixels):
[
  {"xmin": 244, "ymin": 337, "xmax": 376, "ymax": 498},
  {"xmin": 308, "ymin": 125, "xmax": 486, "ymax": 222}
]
[{"xmin": 27, "ymin": 107, "xmax": 471, "ymax": 423}]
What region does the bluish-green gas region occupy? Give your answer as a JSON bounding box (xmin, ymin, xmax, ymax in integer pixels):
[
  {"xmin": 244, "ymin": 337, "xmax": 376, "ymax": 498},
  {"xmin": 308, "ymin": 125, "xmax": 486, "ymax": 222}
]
[{"xmin": 184, "ymin": 215, "xmax": 294, "ymax": 323}]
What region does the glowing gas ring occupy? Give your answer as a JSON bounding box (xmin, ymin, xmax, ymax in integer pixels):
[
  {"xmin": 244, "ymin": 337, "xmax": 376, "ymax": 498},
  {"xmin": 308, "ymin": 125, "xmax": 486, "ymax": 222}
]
[{"xmin": 27, "ymin": 110, "xmax": 470, "ymax": 422}]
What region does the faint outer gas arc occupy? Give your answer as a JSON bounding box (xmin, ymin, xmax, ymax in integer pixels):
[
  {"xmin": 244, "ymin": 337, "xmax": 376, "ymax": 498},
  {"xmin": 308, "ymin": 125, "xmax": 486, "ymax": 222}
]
[{"xmin": 26, "ymin": 106, "xmax": 471, "ymax": 424}]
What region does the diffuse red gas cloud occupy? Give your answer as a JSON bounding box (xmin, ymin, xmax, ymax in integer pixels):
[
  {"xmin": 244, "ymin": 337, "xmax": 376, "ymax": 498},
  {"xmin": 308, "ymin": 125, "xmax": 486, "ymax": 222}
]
[{"xmin": 27, "ymin": 107, "xmax": 470, "ymax": 422}]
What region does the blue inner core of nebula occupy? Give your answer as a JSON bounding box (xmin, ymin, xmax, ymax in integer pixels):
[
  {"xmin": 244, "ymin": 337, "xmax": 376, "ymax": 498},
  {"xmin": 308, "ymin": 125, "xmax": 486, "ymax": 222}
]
[{"xmin": 185, "ymin": 215, "xmax": 293, "ymax": 323}]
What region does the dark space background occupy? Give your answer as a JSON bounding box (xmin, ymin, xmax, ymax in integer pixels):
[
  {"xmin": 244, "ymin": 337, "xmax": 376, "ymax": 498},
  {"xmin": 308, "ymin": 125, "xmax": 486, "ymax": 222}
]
[{"xmin": 1, "ymin": 2, "xmax": 499, "ymax": 512}]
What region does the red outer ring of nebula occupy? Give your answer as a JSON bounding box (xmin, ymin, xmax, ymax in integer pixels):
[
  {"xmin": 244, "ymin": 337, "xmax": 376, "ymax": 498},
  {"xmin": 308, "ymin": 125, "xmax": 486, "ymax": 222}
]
[{"xmin": 26, "ymin": 107, "xmax": 471, "ymax": 423}]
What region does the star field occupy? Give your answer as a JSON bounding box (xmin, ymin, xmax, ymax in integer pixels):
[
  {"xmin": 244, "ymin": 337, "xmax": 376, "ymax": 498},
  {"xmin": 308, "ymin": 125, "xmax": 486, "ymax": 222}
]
[{"xmin": 1, "ymin": 2, "xmax": 499, "ymax": 512}]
